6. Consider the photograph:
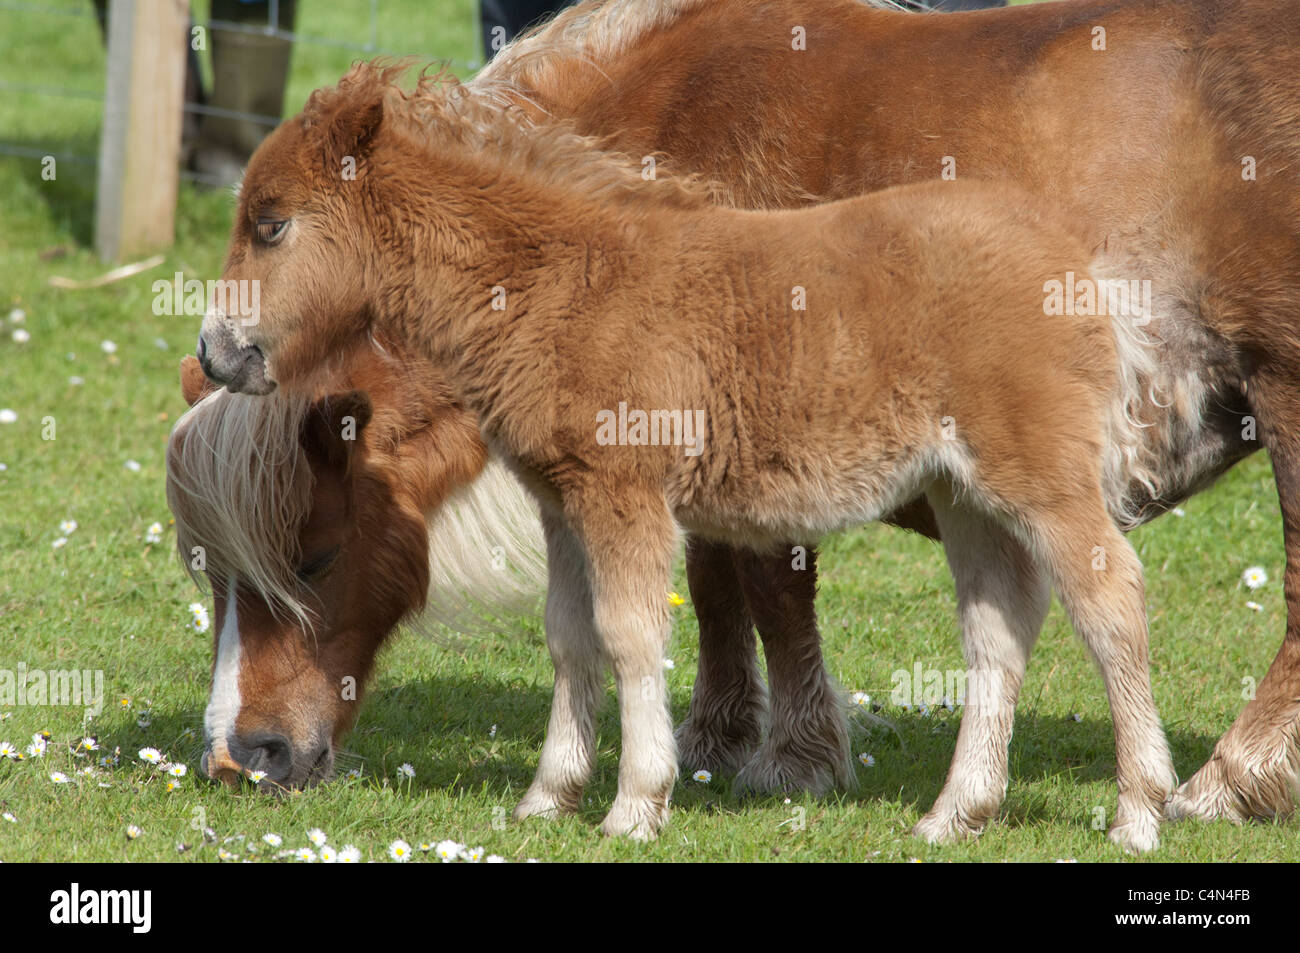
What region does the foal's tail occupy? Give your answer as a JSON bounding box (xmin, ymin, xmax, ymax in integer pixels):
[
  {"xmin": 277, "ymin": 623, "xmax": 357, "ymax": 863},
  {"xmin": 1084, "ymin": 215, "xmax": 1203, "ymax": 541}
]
[{"xmin": 416, "ymin": 455, "xmax": 548, "ymax": 635}]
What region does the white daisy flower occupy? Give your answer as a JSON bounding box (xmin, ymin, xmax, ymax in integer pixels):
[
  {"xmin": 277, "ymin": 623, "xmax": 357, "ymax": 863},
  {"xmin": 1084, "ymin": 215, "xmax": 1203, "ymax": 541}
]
[
  {"xmin": 295, "ymin": 847, "xmax": 316, "ymax": 862},
  {"xmin": 126, "ymin": 825, "xmax": 143, "ymax": 840},
  {"xmin": 0, "ymin": 741, "xmax": 16, "ymax": 759},
  {"xmin": 463, "ymin": 846, "xmax": 485, "ymax": 863},
  {"xmin": 262, "ymin": 833, "xmax": 283, "ymax": 847},
  {"xmin": 338, "ymin": 845, "xmax": 361, "ymax": 864},
  {"xmin": 100, "ymin": 339, "xmax": 117, "ymax": 354},
  {"xmin": 11, "ymin": 328, "xmax": 29, "ymax": 343},
  {"xmin": 488, "ymin": 724, "xmax": 497, "ymax": 739},
  {"xmin": 49, "ymin": 771, "xmax": 70, "ymax": 783},
  {"xmin": 153, "ymin": 337, "xmax": 169, "ymax": 350},
  {"xmin": 307, "ymin": 828, "xmax": 327, "ymax": 848},
  {"xmin": 0, "ymin": 409, "xmax": 17, "ymax": 425},
  {"xmin": 396, "ymin": 763, "xmax": 415, "ymax": 779},
  {"xmin": 124, "ymin": 459, "xmax": 141, "ymax": 472},
  {"xmin": 145, "ymin": 522, "xmax": 163, "ymax": 544},
  {"xmin": 138, "ymin": 747, "xmax": 162, "ymax": 764},
  {"xmin": 69, "ymin": 376, "xmax": 84, "ymax": 387},
  {"xmin": 166, "ymin": 763, "xmax": 187, "ymax": 777},
  {"xmin": 187, "ymin": 602, "xmax": 210, "ymax": 633},
  {"xmin": 77, "ymin": 736, "xmax": 97, "ymax": 753},
  {"xmin": 434, "ymin": 840, "xmax": 463, "ymax": 862},
  {"xmin": 389, "ymin": 839, "xmax": 413, "ymax": 862},
  {"xmin": 78, "ymin": 766, "xmax": 95, "ymax": 776},
  {"xmin": 218, "ymin": 848, "xmax": 236, "ymax": 861},
  {"xmin": 319, "ymin": 845, "xmax": 337, "ymax": 863},
  {"xmin": 1172, "ymin": 507, "xmax": 1186, "ymax": 517},
  {"xmin": 2, "ymin": 812, "xmax": 16, "ymax": 823},
  {"xmin": 26, "ymin": 737, "xmax": 46, "ymax": 758},
  {"xmin": 1243, "ymin": 566, "xmax": 1268, "ymax": 590},
  {"xmin": 858, "ymin": 753, "xmax": 876, "ymax": 767},
  {"xmin": 663, "ymin": 658, "xmax": 675, "ymax": 670},
  {"xmin": 344, "ymin": 767, "xmax": 362, "ymax": 780},
  {"xmin": 60, "ymin": 519, "xmax": 78, "ymax": 535},
  {"xmin": 248, "ymin": 769, "xmax": 268, "ymax": 784},
  {"xmin": 51, "ymin": 537, "xmax": 68, "ymax": 549},
  {"xmin": 8, "ymin": 308, "xmax": 24, "ymax": 323},
  {"xmin": 692, "ymin": 769, "xmax": 712, "ymax": 783},
  {"xmin": 485, "ymin": 855, "xmax": 506, "ymax": 864},
  {"xmin": 1247, "ymin": 601, "xmax": 1263, "ymax": 612}
]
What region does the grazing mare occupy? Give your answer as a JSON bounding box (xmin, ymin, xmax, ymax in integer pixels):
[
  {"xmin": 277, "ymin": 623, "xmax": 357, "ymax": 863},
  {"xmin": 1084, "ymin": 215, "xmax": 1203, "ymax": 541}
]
[
  {"xmin": 198, "ymin": 69, "xmax": 1178, "ymax": 850},
  {"xmin": 475, "ymin": 0, "xmax": 1300, "ymax": 827}
]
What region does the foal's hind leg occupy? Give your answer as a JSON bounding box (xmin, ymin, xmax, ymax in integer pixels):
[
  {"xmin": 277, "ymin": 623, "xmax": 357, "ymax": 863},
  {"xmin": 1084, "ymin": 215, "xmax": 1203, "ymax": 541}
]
[
  {"xmin": 733, "ymin": 545, "xmax": 854, "ymax": 796},
  {"xmin": 675, "ymin": 537, "xmax": 767, "ymax": 776},
  {"xmin": 913, "ymin": 492, "xmax": 1050, "ymax": 844},
  {"xmin": 1035, "ymin": 509, "xmax": 1176, "ymax": 853},
  {"xmin": 514, "ymin": 508, "xmax": 605, "ymax": 822}
]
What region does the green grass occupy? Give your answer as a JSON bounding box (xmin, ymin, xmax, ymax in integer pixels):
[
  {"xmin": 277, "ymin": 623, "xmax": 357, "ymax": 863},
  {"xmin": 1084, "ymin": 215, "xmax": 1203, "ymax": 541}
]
[{"xmin": 0, "ymin": 0, "xmax": 1294, "ymax": 863}]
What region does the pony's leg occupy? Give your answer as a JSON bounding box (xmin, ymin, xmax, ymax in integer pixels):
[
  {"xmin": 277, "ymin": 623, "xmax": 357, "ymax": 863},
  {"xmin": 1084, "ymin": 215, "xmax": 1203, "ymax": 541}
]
[
  {"xmin": 674, "ymin": 537, "xmax": 767, "ymax": 776},
  {"xmin": 733, "ymin": 544, "xmax": 854, "ymax": 796},
  {"xmin": 577, "ymin": 494, "xmax": 679, "ymax": 839},
  {"xmin": 1036, "ymin": 509, "xmax": 1176, "ymax": 853},
  {"xmin": 913, "ymin": 492, "xmax": 1050, "ymax": 843},
  {"xmin": 513, "ymin": 508, "xmax": 605, "ymax": 821},
  {"xmin": 1169, "ymin": 376, "xmax": 1300, "ymax": 821}
]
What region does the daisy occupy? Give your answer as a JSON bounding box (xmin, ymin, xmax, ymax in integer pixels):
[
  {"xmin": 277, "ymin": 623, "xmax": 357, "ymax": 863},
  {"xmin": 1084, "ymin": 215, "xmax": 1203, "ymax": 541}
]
[
  {"xmin": 77, "ymin": 736, "xmax": 98, "ymax": 754},
  {"xmin": 434, "ymin": 840, "xmax": 463, "ymax": 862},
  {"xmin": 126, "ymin": 825, "xmax": 143, "ymax": 840},
  {"xmin": 166, "ymin": 763, "xmax": 187, "ymax": 777},
  {"xmin": 663, "ymin": 658, "xmax": 676, "ymax": 670},
  {"xmin": 463, "ymin": 846, "xmax": 485, "ymax": 863},
  {"xmin": 187, "ymin": 602, "xmax": 210, "ymax": 633},
  {"xmin": 389, "ymin": 839, "xmax": 413, "ymax": 862},
  {"xmin": 338, "ymin": 845, "xmax": 361, "ymax": 864},
  {"xmin": 319, "ymin": 845, "xmax": 337, "ymax": 863},
  {"xmin": 344, "ymin": 768, "xmax": 362, "ymax": 780},
  {"xmin": 218, "ymin": 848, "xmax": 236, "ymax": 861},
  {"xmin": 1, "ymin": 812, "xmax": 16, "ymax": 823},
  {"xmin": 307, "ymin": 828, "xmax": 327, "ymax": 848},
  {"xmin": 858, "ymin": 753, "xmax": 876, "ymax": 768},
  {"xmin": 51, "ymin": 537, "xmax": 67, "ymax": 549},
  {"xmin": 262, "ymin": 833, "xmax": 283, "ymax": 848},
  {"xmin": 69, "ymin": 375, "xmax": 84, "ymax": 387},
  {"xmin": 164, "ymin": 778, "xmax": 181, "ymax": 792},
  {"xmin": 1243, "ymin": 566, "xmax": 1268, "ymax": 590},
  {"xmin": 396, "ymin": 763, "xmax": 415, "ymax": 779},
  {"xmin": 11, "ymin": 329, "xmax": 29, "ymax": 343},
  {"xmin": 124, "ymin": 459, "xmax": 141, "ymax": 472},
  {"xmin": 49, "ymin": 771, "xmax": 70, "ymax": 784},
  {"xmin": 9, "ymin": 307, "xmax": 24, "ymax": 322},
  {"xmin": 294, "ymin": 847, "xmax": 316, "ymax": 862},
  {"xmin": 248, "ymin": 770, "xmax": 268, "ymax": 784},
  {"xmin": 692, "ymin": 769, "xmax": 712, "ymax": 783},
  {"xmin": 153, "ymin": 337, "xmax": 169, "ymax": 350},
  {"xmin": 485, "ymin": 855, "xmax": 506, "ymax": 864},
  {"xmin": 26, "ymin": 737, "xmax": 46, "ymax": 758},
  {"xmin": 138, "ymin": 747, "xmax": 163, "ymax": 764},
  {"xmin": 60, "ymin": 519, "xmax": 78, "ymax": 535},
  {"xmin": 419, "ymin": 841, "xmax": 434, "ymax": 852},
  {"xmin": 100, "ymin": 339, "xmax": 117, "ymax": 354},
  {"xmin": 1247, "ymin": 601, "xmax": 1263, "ymax": 612},
  {"xmin": 0, "ymin": 741, "xmax": 17, "ymax": 759},
  {"xmin": 489, "ymin": 724, "xmax": 497, "ymax": 739},
  {"xmin": 118, "ymin": 697, "xmax": 131, "ymax": 710},
  {"xmin": 144, "ymin": 522, "xmax": 163, "ymax": 544},
  {"xmin": 0, "ymin": 410, "xmax": 15, "ymax": 425},
  {"xmin": 1172, "ymin": 507, "xmax": 1186, "ymax": 517},
  {"xmin": 78, "ymin": 766, "xmax": 95, "ymax": 777},
  {"xmin": 851, "ymin": 691, "xmax": 870, "ymax": 707}
]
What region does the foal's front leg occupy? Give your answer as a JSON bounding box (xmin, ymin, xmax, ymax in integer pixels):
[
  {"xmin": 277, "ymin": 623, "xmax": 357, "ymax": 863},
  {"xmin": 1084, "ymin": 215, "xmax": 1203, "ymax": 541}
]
[
  {"xmin": 576, "ymin": 492, "xmax": 680, "ymax": 839},
  {"xmin": 514, "ymin": 508, "xmax": 605, "ymax": 821}
]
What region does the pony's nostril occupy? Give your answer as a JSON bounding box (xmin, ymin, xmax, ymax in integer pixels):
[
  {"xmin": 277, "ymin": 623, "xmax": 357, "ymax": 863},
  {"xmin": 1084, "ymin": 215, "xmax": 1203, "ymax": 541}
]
[
  {"xmin": 229, "ymin": 732, "xmax": 294, "ymax": 783},
  {"xmin": 196, "ymin": 334, "xmax": 207, "ymax": 363}
]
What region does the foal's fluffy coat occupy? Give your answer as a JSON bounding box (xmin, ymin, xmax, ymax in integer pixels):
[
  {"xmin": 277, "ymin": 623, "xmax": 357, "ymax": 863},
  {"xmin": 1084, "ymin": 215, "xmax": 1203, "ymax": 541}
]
[{"xmin": 200, "ymin": 68, "xmax": 1175, "ymax": 850}]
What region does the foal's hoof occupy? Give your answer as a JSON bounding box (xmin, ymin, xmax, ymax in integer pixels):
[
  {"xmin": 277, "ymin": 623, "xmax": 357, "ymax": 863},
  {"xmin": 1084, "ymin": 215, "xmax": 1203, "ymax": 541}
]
[
  {"xmin": 1107, "ymin": 814, "xmax": 1161, "ymax": 854},
  {"xmin": 674, "ymin": 718, "xmax": 761, "ymax": 777},
  {"xmin": 600, "ymin": 797, "xmax": 670, "ymax": 840},
  {"xmin": 512, "ymin": 788, "xmax": 573, "ymax": 822},
  {"xmin": 912, "ymin": 809, "xmax": 986, "ymax": 845},
  {"xmin": 734, "ymin": 746, "xmax": 841, "ymax": 798},
  {"xmin": 1166, "ymin": 754, "xmax": 1294, "ymax": 823}
]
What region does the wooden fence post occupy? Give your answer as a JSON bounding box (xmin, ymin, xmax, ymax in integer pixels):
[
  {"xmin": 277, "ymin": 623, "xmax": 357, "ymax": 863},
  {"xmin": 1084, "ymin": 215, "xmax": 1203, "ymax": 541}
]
[{"xmin": 95, "ymin": 0, "xmax": 189, "ymax": 263}]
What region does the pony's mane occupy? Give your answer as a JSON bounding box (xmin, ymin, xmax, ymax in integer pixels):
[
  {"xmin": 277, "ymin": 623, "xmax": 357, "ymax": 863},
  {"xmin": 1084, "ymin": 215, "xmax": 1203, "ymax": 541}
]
[
  {"xmin": 167, "ymin": 387, "xmax": 315, "ymax": 625},
  {"xmin": 166, "ymin": 380, "xmax": 547, "ymax": 633},
  {"xmin": 303, "ymin": 62, "xmax": 718, "ymax": 210},
  {"xmin": 475, "ymin": 0, "xmax": 922, "ymax": 102}
]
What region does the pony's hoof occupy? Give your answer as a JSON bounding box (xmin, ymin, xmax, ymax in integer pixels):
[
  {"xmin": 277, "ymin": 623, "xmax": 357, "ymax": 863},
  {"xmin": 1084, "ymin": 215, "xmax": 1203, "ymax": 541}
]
[
  {"xmin": 1165, "ymin": 774, "xmax": 1247, "ymax": 824},
  {"xmin": 1167, "ymin": 753, "xmax": 1294, "ymax": 823},
  {"xmin": 600, "ymin": 797, "xmax": 670, "ymax": 840},
  {"xmin": 1108, "ymin": 814, "xmax": 1161, "ymax": 854},
  {"xmin": 512, "ymin": 788, "xmax": 572, "ymax": 822},
  {"xmin": 674, "ymin": 718, "xmax": 760, "ymax": 777},
  {"xmin": 734, "ymin": 747, "xmax": 840, "ymax": 797}
]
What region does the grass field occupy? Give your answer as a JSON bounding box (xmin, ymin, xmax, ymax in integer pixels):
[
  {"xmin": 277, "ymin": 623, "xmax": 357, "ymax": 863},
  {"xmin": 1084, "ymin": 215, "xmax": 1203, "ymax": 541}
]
[{"xmin": 0, "ymin": 0, "xmax": 1294, "ymax": 863}]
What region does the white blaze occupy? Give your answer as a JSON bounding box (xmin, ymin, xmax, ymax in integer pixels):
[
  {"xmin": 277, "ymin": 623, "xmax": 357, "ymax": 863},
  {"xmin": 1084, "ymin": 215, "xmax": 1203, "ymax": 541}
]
[{"xmin": 204, "ymin": 582, "xmax": 243, "ymax": 748}]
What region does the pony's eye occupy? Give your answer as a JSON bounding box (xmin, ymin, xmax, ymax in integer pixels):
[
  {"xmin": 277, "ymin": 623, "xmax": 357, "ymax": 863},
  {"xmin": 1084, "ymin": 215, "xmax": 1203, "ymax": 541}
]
[
  {"xmin": 256, "ymin": 220, "xmax": 289, "ymax": 244},
  {"xmin": 296, "ymin": 547, "xmax": 339, "ymax": 582}
]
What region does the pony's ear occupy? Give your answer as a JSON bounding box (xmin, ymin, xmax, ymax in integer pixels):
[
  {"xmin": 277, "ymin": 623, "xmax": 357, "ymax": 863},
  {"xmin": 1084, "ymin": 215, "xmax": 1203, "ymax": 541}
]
[
  {"xmin": 308, "ymin": 84, "xmax": 385, "ymax": 171},
  {"xmin": 300, "ymin": 390, "xmax": 374, "ymax": 471},
  {"xmin": 180, "ymin": 355, "xmax": 217, "ymax": 406}
]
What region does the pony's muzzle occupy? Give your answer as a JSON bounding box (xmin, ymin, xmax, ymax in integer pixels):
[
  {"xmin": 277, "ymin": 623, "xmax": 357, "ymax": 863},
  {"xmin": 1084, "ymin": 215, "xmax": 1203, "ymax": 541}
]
[{"xmin": 196, "ymin": 320, "xmax": 275, "ymax": 396}]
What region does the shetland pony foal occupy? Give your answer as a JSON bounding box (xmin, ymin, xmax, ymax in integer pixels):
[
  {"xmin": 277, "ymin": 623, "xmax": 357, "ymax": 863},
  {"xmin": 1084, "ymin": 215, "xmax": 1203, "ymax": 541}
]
[{"xmin": 199, "ymin": 71, "xmax": 1175, "ymax": 850}]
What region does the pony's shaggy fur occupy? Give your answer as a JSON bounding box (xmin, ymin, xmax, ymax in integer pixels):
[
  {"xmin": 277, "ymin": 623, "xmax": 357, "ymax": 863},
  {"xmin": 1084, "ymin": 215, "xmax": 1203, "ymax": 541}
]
[{"xmin": 201, "ymin": 65, "xmax": 1182, "ymax": 850}]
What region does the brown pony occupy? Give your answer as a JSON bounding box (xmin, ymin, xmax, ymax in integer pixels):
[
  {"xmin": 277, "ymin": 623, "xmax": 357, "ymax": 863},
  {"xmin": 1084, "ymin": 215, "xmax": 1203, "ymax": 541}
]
[
  {"xmin": 167, "ymin": 351, "xmax": 546, "ymax": 787},
  {"xmin": 198, "ymin": 67, "xmax": 1179, "ymax": 849},
  {"xmin": 471, "ymin": 0, "xmax": 1300, "ymax": 826}
]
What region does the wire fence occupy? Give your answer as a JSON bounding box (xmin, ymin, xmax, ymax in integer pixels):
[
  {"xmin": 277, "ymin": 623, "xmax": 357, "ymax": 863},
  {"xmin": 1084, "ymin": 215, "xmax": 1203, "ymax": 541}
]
[{"xmin": 0, "ymin": 0, "xmax": 481, "ymax": 255}]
